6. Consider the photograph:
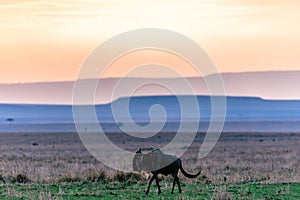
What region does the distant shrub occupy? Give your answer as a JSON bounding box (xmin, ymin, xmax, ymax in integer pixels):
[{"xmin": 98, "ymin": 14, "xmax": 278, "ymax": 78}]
[
  {"xmin": 0, "ymin": 174, "xmax": 5, "ymax": 183},
  {"xmin": 10, "ymin": 173, "xmax": 30, "ymax": 184},
  {"xmin": 6, "ymin": 118, "xmax": 14, "ymax": 124}
]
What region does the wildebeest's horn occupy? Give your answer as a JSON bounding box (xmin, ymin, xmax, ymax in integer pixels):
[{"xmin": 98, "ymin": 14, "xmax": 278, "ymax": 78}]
[{"xmin": 136, "ymin": 148, "xmax": 142, "ymax": 153}]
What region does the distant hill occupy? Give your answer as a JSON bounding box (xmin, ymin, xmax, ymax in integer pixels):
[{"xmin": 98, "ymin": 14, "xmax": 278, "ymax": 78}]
[
  {"xmin": 1, "ymin": 95, "xmax": 300, "ymax": 123},
  {"xmin": 1, "ymin": 95, "xmax": 300, "ymax": 132},
  {"xmin": 0, "ymin": 71, "xmax": 299, "ymax": 104}
]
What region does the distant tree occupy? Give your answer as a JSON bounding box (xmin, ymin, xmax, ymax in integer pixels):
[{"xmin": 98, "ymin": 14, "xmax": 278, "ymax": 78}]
[{"xmin": 6, "ymin": 118, "xmax": 14, "ymax": 124}]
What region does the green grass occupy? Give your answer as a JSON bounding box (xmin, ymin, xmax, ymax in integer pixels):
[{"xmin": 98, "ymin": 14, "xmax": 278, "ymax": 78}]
[{"xmin": 0, "ymin": 181, "xmax": 299, "ymax": 199}]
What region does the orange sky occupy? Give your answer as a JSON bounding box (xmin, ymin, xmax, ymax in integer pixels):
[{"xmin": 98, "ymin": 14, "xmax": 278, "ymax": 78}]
[{"xmin": 0, "ymin": 0, "xmax": 300, "ymax": 83}]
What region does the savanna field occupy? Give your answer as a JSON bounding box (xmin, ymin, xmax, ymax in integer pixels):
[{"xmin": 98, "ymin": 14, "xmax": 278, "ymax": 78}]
[
  {"xmin": 0, "ymin": 130, "xmax": 299, "ymax": 199},
  {"xmin": 2, "ymin": 0, "xmax": 300, "ymax": 199}
]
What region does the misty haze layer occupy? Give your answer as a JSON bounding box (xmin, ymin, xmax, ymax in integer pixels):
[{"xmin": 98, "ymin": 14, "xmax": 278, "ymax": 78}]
[{"xmin": 0, "ymin": 71, "xmax": 299, "ymax": 104}]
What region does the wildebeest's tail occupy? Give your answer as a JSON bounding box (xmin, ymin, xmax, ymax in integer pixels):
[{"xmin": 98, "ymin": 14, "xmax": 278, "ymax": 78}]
[{"xmin": 179, "ymin": 160, "xmax": 201, "ymax": 178}]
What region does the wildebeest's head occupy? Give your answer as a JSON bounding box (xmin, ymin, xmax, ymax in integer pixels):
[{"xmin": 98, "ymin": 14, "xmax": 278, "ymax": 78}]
[{"xmin": 133, "ymin": 148, "xmax": 143, "ymax": 172}]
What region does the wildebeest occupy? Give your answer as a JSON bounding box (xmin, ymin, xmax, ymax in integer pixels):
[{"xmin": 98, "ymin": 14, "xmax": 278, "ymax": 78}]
[{"xmin": 133, "ymin": 148, "xmax": 201, "ymax": 194}]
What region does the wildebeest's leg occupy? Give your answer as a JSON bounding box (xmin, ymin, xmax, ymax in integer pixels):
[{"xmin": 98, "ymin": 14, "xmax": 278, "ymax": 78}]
[
  {"xmin": 171, "ymin": 175, "xmax": 176, "ymax": 194},
  {"xmin": 175, "ymin": 176, "xmax": 182, "ymax": 193},
  {"xmin": 146, "ymin": 174, "xmax": 156, "ymax": 194},
  {"xmin": 171, "ymin": 170, "xmax": 179, "ymax": 194},
  {"xmin": 155, "ymin": 176, "xmax": 161, "ymax": 194}
]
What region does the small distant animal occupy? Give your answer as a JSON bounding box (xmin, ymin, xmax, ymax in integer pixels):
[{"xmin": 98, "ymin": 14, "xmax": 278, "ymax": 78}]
[{"xmin": 133, "ymin": 148, "xmax": 201, "ymax": 194}]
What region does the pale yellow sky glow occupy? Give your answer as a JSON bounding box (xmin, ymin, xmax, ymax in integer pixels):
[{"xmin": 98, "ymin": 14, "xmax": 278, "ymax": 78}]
[{"xmin": 0, "ymin": 0, "xmax": 300, "ymax": 83}]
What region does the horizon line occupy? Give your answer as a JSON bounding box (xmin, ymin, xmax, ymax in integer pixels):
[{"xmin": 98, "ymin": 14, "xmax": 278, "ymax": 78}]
[
  {"xmin": 1, "ymin": 94, "xmax": 300, "ymax": 106},
  {"xmin": 0, "ymin": 69, "xmax": 299, "ymax": 85}
]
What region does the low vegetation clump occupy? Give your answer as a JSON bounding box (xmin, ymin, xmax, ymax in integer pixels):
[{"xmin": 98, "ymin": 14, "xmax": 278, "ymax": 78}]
[
  {"xmin": 0, "ymin": 174, "xmax": 5, "ymax": 183},
  {"xmin": 86, "ymin": 170, "xmax": 106, "ymax": 183},
  {"xmin": 113, "ymin": 171, "xmax": 145, "ymax": 182},
  {"xmin": 5, "ymin": 173, "xmax": 31, "ymax": 184}
]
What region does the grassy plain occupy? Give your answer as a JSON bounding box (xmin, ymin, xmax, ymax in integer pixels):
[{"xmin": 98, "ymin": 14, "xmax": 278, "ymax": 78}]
[
  {"xmin": 0, "ymin": 130, "xmax": 299, "ymax": 199},
  {"xmin": 0, "ymin": 181, "xmax": 300, "ymax": 199}
]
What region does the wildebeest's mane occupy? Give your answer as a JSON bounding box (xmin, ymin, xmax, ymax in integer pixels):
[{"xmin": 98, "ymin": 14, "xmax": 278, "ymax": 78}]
[{"xmin": 138, "ymin": 149, "xmax": 177, "ymax": 172}]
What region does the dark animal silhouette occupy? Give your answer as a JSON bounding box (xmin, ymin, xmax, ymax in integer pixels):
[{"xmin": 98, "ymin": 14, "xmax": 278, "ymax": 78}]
[{"xmin": 133, "ymin": 148, "xmax": 201, "ymax": 194}]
